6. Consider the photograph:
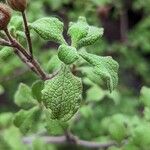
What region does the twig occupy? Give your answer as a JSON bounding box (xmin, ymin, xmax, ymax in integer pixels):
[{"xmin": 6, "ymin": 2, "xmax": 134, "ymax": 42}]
[
  {"xmin": 3, "ymin": 28, "xmax": 49, "ymax": 80},
  {"xmin": 0, "ymin": 38, "xmax": 12, "ymax": 47},
  {"xmin": 23, "ymin": 135, "xmax": 116, "ymax": 149},
  {"xmin": 21, "ymin": 11, "xmax": 33, "ymax": 57}
]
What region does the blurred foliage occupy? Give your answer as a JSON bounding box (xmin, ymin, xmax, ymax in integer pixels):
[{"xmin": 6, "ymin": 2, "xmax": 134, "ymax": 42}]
[{"xmin": 0, "ymin": 0, "xmax": 150, "ymax": 150}]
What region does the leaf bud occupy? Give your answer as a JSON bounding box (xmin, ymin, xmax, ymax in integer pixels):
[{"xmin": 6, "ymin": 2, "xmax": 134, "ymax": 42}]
[
  {"xmin": 0, "ymin": 3, "xmax": 11, "ymax": 30},
  {"xmin": 7, "ymin": 0, "xmax": 27, "ymax": 12}
]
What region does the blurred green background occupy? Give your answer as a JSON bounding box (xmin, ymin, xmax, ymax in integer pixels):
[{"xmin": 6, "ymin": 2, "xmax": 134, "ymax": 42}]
[{"xmin": 0, "ymin": 0, "xmax": 150, "ymax": 150}]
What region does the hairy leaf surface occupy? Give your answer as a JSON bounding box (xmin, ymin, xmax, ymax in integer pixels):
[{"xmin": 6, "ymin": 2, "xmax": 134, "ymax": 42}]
[
  {"xmin": 42, "ymin": 66, "xmax": 82, "ymax": 121},
  {"xmin": 80, "ymin": 51, "xmax": 119, "ymax": 92},
  {"xmin": 78, "ymin": 26, "xmax": 104, "ymax": 48},
  {"xmin": 58, "ymin": 45, "xmax": 79, "ymax": 64},
  {"xmin": 30, "ymin": 17, "xmax": 65, "ymax": 44}
]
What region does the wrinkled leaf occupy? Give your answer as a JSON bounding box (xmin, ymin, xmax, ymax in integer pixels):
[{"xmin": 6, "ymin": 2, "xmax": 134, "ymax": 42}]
[
  {"xmin": 42, "ymin": 66, "xmax": 82, "ymax": 121},
  {"xmin": 80, "ymin": 51, "xmax": 119, "ymax": 92},
  {"xmin": 58, "ymin": 44, "xmax": 79, "ymax": 64},
  {"xmin": 78, "ymin": 26, "xmax": 104, "ymax": 48},
  {"xmin": 68, "ymin": 16, "xmax": 89, "ymax": 47},
  {"xmin": 45, "ymin": 109, "xmax": 68, "ymax": 135},
  {"xmin": 32, "ymin": 80, "xmax": 44, "ymax": 102},
  {"xmin": 30, "ymin": 17, "xmax": 66, "ymax": 44}
]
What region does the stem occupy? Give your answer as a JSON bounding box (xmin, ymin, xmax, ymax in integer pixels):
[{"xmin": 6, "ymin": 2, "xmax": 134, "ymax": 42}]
[
  {"xmin": 22, "ymin": 11, "xmax": 33, "ymax": 57},
  {"xmin": 3, "ymin": 28, "xmax": 49, "ymax": 80},
  {"xmin": 23, "ymin": 135, "xmax": 116, "ymax": 149}
]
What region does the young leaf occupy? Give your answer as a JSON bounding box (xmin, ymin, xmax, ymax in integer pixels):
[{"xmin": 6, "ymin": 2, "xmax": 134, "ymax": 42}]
[
  {"xmin": 29, "ymin": 17, "xmax": 66, "ymax": 44},
  {"xmin": 79, "ymin": 51, "xmax": 119, "ymax": 92},
  {"xmin": 78, "ymin": 26, "xmax": 104, "ymax": 48},
  {"xmin": 42, "ymin": 66, "xmax": 82, "ymax": 121},
  {"xmin": 32, "ymin": 80, "xmax": 44, "ymax": 102},
  {"xmin": 14, "ymin": 107, "xmax": 42, "ymax": 134},
  {"xmin": 14, "ymin": 83, "xmax": 37, "ymax": 109},
  {"xmin": 58, "ymin": 44, "xmax": 79, "ymax": 65},
  {"xmin": 68, "ymin": 16, "xmax": 89, "ymax": 47}
]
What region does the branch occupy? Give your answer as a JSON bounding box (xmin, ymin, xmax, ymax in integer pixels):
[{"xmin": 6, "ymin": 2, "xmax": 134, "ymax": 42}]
[
  {"xmin": 3, "ymin": 28, "xmax": 49, "ymax": 80},
  {"xmin": 23, "ymin": 135, "xmax": 116, "ymax": 149},
  {"xmin": 21, "ymin": 11, "xmax": 33, "ymax": 57}
]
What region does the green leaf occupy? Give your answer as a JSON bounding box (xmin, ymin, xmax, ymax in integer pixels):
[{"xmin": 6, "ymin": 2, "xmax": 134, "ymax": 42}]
[
  {"xmin": 68, "ymin": 16, "xmax": 89, "ymax": 47},
  {"xmin": 140, "ymin": 86, "xmax": 150, "ymax": 108},
  {"xmin": 78, "ymin": 26, "xmax": 104, "ymax": 48},
  {"xmin": 79, "ymin": 51, "xmax": 119, "ymax": 92},
  {"xmin": 46, "ymin": 55, "xmax": 61, "ymax": 73},
  {"xmin": 32, "ymin": 80, "xmax": 44, "ymax": 102},
  {"xmin": 2, "ymin": 127, "xmax": 27, "ymax": 150},
  {"xmin": 68, "ymin": 16, "xmax": 103, "ymax": 48},
  {"xmin": 87, "ymin": 85, "xmax": 106, "ymax": 102},
  {"xmin": 9, "ymin": 15, "xmax": 23, "ymax": 31},
  {"xmin": 30, "ymin": 17, "xmax": 66, "ymax": 44},
  {"xmin": 0, "ymin": 113, "xmax": 13, "ymax": 128},
  {"xmin": 14, "ymin": 83, "xmax": 37, "ymax": 109},
  {"xmin": 42, "ymin": 66, "xmax": 82, "ymax": 121},
  {"xmin": 58, "ymin": 44, "xmax": 79, "ymax": 64},
  {"xmin": 0, "ymin": 47, "xmax": 12, "ymax": 60},
  {"xmin": 108, "ymin": 114, "xmax": 129, "ymax": 142},
  {"xmin": 80, "ymin": 105, "xmax": 93, "ymax": 118},
  {"xmin": 14, "ymin": 107, "xmax": 42, "ymax": 134},
  {"xmin": 107, "ymin": 90, "xmax": 121, "ymax": 105},
  {"xmin": 132, "ymin": 123, "xmax": 150, "ymax": 147},
  {"xmin": 45, "ymin": 109, "xmax": 68, "ymax": 135}
]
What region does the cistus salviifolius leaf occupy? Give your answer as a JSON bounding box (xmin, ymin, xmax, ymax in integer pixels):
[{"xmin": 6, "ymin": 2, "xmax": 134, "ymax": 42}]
[
  {"xmin": 79, "ymin": 51, "xmax": 119, "ymax": 92},
  {"xmin": 42, "ymin": 65, "xmax": 82, "ymax": 122},
  {"xmin": 29, "ymin": 17, "xmax": 66, "ymax": 44}
]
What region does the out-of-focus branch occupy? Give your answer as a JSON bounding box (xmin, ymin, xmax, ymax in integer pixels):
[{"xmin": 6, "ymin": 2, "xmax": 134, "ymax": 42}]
[{"xmin": 23, "ymin": 135, "xmax": 116, "ymax": 149}]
